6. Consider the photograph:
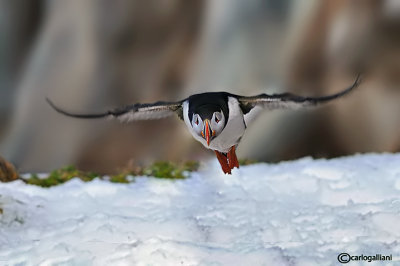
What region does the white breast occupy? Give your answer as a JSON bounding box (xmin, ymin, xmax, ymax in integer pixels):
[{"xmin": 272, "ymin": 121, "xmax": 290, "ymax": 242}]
[{"xmin": 183, "ymin": 97, "xmax": 246, "ymax": 153}]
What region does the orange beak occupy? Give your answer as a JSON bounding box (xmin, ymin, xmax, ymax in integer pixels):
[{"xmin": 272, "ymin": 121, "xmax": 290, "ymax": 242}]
[{"xmin": 203, "ymin": 119, "xmax": 211, "ymax": 146}]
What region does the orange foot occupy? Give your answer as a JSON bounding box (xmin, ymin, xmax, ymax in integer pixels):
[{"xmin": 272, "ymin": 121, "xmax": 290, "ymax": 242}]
[
  {"xmin": 227, "ymin": 146, "xmax": 239, "ymax": 170},
  {"xmin": 214, "ymin": 150, "xmax": 231, "ymax": 174},
  {"xmin": 214, "ymin": 146, "xmax": 240, "ymax": 175}
]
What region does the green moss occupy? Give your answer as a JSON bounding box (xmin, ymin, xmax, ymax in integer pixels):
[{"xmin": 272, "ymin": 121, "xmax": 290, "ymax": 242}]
[
  {"xmin": 238, "ymin": 158, "xmax": 259, "ymax": 166},
  {"xmin": 109, "ymin": 174, "xmax": 130, "ymax": 184},
  {"xmin": 24, "ymin": 166, "xmax": 98, "ymax": 188},
  {"xmin": 181, "ymin": 161, "xmax": 200, "ymax": 172},
  {"xmin": 143, "ymin": 161, "xmax": 181, "ymax": 179},
  {"xmin": 22, "ymin": 161, "xmax": 200, "ymax": 187},
  {"xmin": 143, "ymin": 161, "xmax": 199, "ymax": 179},
  {"xmin": 21, "ymin": 159, "xmax": 265, "ymax": 187}
]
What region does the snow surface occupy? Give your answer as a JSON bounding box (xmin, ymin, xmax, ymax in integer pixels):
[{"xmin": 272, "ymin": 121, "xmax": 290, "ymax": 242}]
[{"xmin": 0, "ymin": 154, "xmax": 400, "ymax": 266}]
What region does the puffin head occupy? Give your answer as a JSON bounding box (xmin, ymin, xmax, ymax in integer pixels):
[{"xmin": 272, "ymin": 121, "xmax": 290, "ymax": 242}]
[{"xmin": 191, "ymin": 105, "xmax": 226, "ymax": 146}]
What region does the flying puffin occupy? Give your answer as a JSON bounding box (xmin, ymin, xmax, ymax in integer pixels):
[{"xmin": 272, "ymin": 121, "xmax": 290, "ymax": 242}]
[{"xmin": 47, "ymin": 75, "xmax": 361, "ymax": 174}]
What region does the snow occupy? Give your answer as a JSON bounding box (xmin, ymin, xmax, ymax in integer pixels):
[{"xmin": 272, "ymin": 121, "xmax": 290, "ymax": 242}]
[{"xmin": 1, "ymin": 153, "xmax": 400, "ymax": 266}]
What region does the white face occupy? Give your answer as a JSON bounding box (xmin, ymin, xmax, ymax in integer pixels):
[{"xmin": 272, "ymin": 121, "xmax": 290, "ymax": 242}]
[
  {"xmin": 191, "ymin": 111, "xmax": 225, "ymax": 143},
  {"xmin": 191, "ymin": 113, "xmax": 204, "ymax": 136},
  {"xmin": 210, "ymin": 111, "xmax": 225, "ymax": 136}
]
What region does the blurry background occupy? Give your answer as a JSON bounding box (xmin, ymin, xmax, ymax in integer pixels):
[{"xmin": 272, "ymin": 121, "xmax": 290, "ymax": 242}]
[{"xmin": 0, "ymin": 0, "xmax": 399, "ymax": 173}]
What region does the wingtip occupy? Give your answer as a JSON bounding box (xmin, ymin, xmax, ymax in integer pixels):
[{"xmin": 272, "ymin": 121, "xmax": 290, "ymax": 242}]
[
  {"xmin": 354, "ymin": 73, "xmax": 363, "ymax": 87},
  {"xmin": 45, "ymin": 97, "xmax": 56, "ymax": 109},
  {"xmin": 345, "ymin": 73, "xmax": 362, "ymax": 94},
  {"xmin": 45, "ymin": 97, "xmax": 60, "ymax": 112},
  {"xmin": 46, "ymin": 97, "xmax": 71, "ymax": 116},
  {"xmin": 45, "ymin": 97, "xmax": 109, "ymax": 119}
]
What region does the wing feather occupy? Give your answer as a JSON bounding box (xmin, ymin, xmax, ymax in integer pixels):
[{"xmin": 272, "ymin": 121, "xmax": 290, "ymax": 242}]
[
  {"xmin": 238, "ymin": 74, "xmax": 361, "ymax": 112},
  {"xmin": 46, "ymin": 98, "xmax": 184, "ymax": 121},
  {"xmin": 237, "ymin": 74, "xmax": 361, "ymax": 126}
]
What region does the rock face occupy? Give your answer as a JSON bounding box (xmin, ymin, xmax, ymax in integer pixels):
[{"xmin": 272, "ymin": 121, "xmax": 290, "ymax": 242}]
[
  {"xmin": 0, "ymin": 156, "xmax": 18, "ymax": 182},
  {"xmin": 0, "ymin": 1, "xmax": 205, "ymax": 173},
  {"xmin": 0, "ymin": 1, "xmax": 399, "ymax": 173}
]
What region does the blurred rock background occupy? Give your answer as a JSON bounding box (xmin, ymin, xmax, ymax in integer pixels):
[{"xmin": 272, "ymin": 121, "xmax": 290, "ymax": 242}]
[{"xmin": 0, "ymin": 0, "xmax": 399, "ymax": 173}]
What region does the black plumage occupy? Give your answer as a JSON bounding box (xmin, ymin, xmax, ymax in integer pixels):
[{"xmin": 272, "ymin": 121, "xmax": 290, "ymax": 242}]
[{"xmin": 187, "ymin": 92, "xmax": 230, "ymax": 128}]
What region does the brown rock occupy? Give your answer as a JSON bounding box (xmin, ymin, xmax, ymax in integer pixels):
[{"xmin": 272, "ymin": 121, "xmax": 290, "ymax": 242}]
[{"xmin": 0, "ymin": 156, "xmax": 19, "ymax": 182}]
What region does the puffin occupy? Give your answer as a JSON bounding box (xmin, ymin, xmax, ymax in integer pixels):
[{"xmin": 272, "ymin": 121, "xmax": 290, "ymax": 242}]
[{"xmin": 47, "ymin": 75, "xmax": 361, "ymax": 174}]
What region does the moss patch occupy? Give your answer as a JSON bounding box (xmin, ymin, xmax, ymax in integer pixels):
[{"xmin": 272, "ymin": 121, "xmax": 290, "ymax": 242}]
[
  {"xmin": 24, "ymin": 166, "xmax": 98, "ymax": 188},
  {"xmin": 18, "ymin": 158, "xmax": 258, "ymax": 188},
  {"xmin": 109, "ymin": 174, "xmax": 131, "ymax": 184},
  {"xmin": 238, "ymin": 158, "xmax": 259, "ymax": 166},
  {"xmin": 110, "ymin": 161, "xmax": 200, "ymax": 181},
  {"xmin": 22, "ymin": 161, "xmax": 200, "ymax": 187},
  {"xmin": 142, "ymin": 161, "xmax": 199, "ymax": 179}
]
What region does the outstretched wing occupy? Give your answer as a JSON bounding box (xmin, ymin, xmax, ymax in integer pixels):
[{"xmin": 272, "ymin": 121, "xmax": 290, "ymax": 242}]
[
  {"xmin": 46, "ymin": 98, "xmax": 184, "ymax": 122},
  {"xmin": 237, "ymin": 74, "xmax": 361, "ymax": 124}
]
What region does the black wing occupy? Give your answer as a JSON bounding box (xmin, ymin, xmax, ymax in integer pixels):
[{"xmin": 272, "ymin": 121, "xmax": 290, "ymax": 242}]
[
  {"xmin": 237, "ymin": 74, "xmax": 361, "ymax": 113},
  {"xmin": 46, "ymin": 98, "xmax": 184, "ymax": 121}
]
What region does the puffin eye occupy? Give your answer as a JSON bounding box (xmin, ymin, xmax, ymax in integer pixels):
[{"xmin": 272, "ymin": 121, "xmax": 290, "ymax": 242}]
[
  {"xmin": 195, "ymin": 118, "xmax": 199, "ymax": 125},
  {"xmin": 214, "ymin": 112, "xmax": 222, "ymax": 124}
]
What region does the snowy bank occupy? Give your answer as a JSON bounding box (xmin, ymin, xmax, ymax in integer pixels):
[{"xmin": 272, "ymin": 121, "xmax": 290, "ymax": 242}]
[{"xmin": 0, "ymin": 154, "xmax": 400, "ymax": 266}]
